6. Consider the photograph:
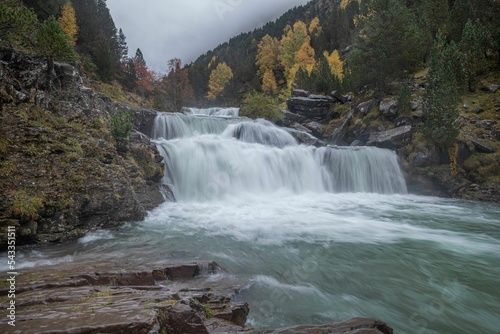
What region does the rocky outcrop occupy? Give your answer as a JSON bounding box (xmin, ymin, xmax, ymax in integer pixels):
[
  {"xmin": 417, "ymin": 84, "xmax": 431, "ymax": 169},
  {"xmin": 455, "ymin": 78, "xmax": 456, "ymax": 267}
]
[
  {"xmin": 0, "ymin": 261, "xmax": 249, "ymax": 334},
  {"xmin": 0, "ymin": 48, "xmax": 166, "ymax": 247},
  {"xmin": 379, "ymin": 99, "xmax": 398, "ymax": 118},
  {"xmin": 367, "ymin": 125, "xmax": 412, "ymax": 149},
  {"xmin": 0, "ymin": 259, "xmax": 396, "ymax": 334},
  {"xmin": 286, "ymin": 90, "xmax": 338, "ymax": 119}
]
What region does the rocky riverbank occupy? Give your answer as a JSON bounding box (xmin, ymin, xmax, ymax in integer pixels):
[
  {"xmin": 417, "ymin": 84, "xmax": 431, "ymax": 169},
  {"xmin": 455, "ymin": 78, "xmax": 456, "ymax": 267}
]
[
  {"xmin": 283, "ymin": 87, "xmax": 500, "ymax": 203},
  {"xmin": 0, "ymin": 48, "xmax": 167, "ymax": 248},
  {"xmin": 0, "ymin": 260, "xmax": 393, "ymax": 334}
]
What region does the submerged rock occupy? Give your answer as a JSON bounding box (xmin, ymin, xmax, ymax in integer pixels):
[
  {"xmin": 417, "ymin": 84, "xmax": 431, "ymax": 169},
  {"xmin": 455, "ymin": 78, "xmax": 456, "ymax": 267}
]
[{"xmin": 255, "ymin": 318, "xmax": 393, "ymax": 334}]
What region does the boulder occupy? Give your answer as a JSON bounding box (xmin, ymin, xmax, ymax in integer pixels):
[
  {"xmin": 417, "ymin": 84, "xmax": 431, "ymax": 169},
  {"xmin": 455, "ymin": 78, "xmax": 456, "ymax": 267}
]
[
  {"xmin": 356, "ymin": 99, "xmax": 377, "ymax": 115},
  {"xmin": 379, "ymin": 100, "xmax": 398, "ymax": 118},
  {"xmin": 286, "ymin": 94, "xmax": 336, "ymax": 118},
  {"xmin": 482, "ymin": 83, "xmax": 500, "ymax": 93},
  {"xmin": 285, "ymin": 128, "xmax": 326, "ymax": 147},
  {"xmin": 467, "ymin": 136, "xmax": 496, "ymax": 153},
  {"xmin": 304, "ymin": 121, "xmax": 325, "ymax": 138},
  {"xmin": 367, "ymin": 125, "xmax": 412, "ymax": 149},
  {"xmin": 330, "ymin": 90, "xmax": 347, "ymax": 103},
  {"xmin": 281, "ymin": 109, "xmax": 306, "ymax": 127},
  {"xmin": 291, "ymin": 89, "xmax": 310, "ymax": 97},
  {"xmin": 329, "ymin": 110, "xmax": 354, "ymax": 145}
]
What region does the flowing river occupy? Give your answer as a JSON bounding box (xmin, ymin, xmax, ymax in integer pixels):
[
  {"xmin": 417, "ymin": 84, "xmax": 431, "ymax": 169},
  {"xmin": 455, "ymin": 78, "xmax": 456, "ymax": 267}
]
[{"xmin": 4, "ymin": 108, "xmax": 500, "ymax": 333}]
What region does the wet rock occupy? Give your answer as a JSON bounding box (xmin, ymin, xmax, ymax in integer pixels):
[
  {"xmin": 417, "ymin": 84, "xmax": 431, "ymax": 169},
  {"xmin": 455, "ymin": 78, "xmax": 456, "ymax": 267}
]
[
  {"xmin": 281, "ymin": 109, "xmax": 306, "ymax": 127},
  {"xmin": 304, "ymin": 121, "xmax": 325, "ymax": 138},
  {"xmin": 379, "ymin": 100, "xmax": 398, "ymax": 118},
  {"xmin": 367, "ymin": 125, "xmax": 412, "ymax": 149},
  {"xmin": 467, "ymin": 136, "xmax": 496, "ymax": 153},
  {"xmin": 168, "ymin": 303, "xmax": 209, "ymax": 334},
  {"xmin": 285, "ymin": 128, "xmax": 326, "ymax": 147},
  {"xmin": 0, "ymin": 261, "xmax": 248, "ymax": 334},
  {"xmin": 329, "ymin": 110, "xmax": 354, "ymax": 145}
]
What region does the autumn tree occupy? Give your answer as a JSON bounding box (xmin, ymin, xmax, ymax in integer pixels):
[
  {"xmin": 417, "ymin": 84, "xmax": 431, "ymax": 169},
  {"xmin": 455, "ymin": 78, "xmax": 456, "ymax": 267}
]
[
  {"xmin": 159, "ymin": 58, "xmax": 193, "ymax": 111},
  {"xmin": 58, "ymin": 1, "xmax": 77, "ymax": 45},
  {"xmin": 278, "ymin": 21, "xmax": 309, "ymax": 89},
  {"xmin": 261, "ymin": 69, "xmax": 278, "ymax": 94},
  {"xmin": 256, "ymin": 34, "xmax": 279, "ymax": 93},
  {"xmin": 324, "ymin": 50, "xmax": 344, "ymax": 81},
  {"xmin": 207, "ymin": 62, "xmax": 233, "ymax": 101},
  {"xmin": 133, "ymin": 48, "xmax": 154, "ymax": 94}
]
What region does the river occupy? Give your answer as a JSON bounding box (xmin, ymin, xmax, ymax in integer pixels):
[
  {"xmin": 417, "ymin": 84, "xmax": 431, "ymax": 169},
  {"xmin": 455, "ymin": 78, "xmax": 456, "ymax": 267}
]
[{"xmin": 4, "ymin": 108, "xmax": 500, "ymax": 333}]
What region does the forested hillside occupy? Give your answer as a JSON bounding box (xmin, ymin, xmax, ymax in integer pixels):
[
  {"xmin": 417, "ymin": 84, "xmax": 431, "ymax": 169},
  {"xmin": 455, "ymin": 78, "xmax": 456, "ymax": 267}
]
[{"xmin": 187, "ymin": 0, "xmax": 500, "ymax": 106}]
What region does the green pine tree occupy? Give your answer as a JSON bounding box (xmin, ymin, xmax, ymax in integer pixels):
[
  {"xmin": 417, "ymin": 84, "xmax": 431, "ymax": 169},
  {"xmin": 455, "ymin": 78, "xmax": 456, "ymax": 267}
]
[
  {"xmin": 0, "ymin": 0, "xmax": 38, "ymax": 47},
  {"xmin": 422, "ymin": 35, "xmax": 460, "ymax": 149},
  {"xmin": 460, "ymin": 20, "xmax": 488, "ymax": 92}
]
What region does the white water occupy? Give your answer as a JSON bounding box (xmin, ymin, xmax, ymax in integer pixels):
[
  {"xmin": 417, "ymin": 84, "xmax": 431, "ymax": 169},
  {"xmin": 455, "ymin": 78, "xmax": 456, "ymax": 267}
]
[
  {"xmin": 6, "ymin": 108, "xmax": 500, "ymax": 333},
  {"xmin": 184, "ymin": 107, "xmax": 239, "ymax": 117},
  {"xmin": 154, "ymin": 113, "xmax": 406, "ymax": 200}
]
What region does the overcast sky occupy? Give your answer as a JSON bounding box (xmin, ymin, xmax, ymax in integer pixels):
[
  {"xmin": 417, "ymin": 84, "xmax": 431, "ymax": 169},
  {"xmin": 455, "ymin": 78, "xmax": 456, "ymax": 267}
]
[{"xmin": 107, "ymin": 0, "xmax": 311, "ymax": 73}]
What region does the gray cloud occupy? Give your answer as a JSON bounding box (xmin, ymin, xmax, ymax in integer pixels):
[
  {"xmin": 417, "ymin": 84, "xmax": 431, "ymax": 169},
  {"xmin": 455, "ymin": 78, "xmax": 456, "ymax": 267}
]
[{"xmin": 107, "ymin": 0, "xmax": 310, "ymax": 72}]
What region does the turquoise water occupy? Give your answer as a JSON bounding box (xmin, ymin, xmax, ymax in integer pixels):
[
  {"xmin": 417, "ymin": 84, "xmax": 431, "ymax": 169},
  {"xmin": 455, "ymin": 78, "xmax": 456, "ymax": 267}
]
[{"xmin": 9, "ymin": 192, "xmax": 500, "ymax": 333}]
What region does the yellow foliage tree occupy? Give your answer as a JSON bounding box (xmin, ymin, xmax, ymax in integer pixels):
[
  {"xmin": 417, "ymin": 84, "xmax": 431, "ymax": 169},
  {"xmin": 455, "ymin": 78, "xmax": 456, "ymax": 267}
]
[
  {"xmin": 308, "ymin": 17, "xmax": 322, "ymax": 37},
  {"xmin": 262, "ymin": 68, "xmax": 278, "ymax": 94},
  {"xmin": 207, "ymin": 62, "xmax": 233, "ymax": 100},
  {"xmin": 256, "ymin": 34, "xmax": 279, "ymax": 76},
  {"xmin": 323, "ymin": 50, "xmax": 344, "ymax": 81},
  {"xmin": 58, "ymin": 2, "xmax": 77, "ymax": 46},
  {"xmin": 340, "ymin": 0, "xmax": 350, "ymax": 9},
  {"xmin": 256, "ymin": 34, "xmax": 280, "ymax": 93},
  {"xmin": 290, "ymin": 38, "xmax": 316, "ymax": 88},
  {"xmin": 278, "ymin": 20, "xmax": 309, "ymax": 89}
]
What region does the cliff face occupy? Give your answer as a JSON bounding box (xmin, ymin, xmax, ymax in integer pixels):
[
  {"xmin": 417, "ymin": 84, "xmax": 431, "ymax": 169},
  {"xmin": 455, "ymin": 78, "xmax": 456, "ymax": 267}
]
[{"xmin": 0, "ymin": 48, "xmax": 167, "ymax": 247}]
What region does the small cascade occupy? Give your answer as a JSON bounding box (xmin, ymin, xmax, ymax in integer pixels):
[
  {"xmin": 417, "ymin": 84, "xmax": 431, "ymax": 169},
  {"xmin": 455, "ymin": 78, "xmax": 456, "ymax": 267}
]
[
  {"xmin": 184, "ymin": 107, "xmax": 239, "ymax": 117},
  {"xmin": 316, "ymin": 146, "xmax": 407, "ymax": 194},
  {"xmin": 152, "ymin": 112, "xmax": 232, "ymax": 140},
  {"xmin": 222, "ymin": 119, "xmax": 298, "ymax": 148}
]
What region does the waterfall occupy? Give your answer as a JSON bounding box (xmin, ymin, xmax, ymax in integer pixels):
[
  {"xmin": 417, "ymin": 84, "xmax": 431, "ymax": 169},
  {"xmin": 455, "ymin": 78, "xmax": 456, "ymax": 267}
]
[
  {"xmin": 152, "ymin": 112, "xmax": 232, "ymax": 139},
  {"xmin": 153, "ymin": 109, "xmax": 407, "ymax": 201}
]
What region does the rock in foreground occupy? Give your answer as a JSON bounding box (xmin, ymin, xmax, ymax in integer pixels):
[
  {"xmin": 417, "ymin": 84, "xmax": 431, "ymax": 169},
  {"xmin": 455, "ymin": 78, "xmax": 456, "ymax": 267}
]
[{"xmin": 0, "ymin": 260, "xmax": 394, "ymax": 334}]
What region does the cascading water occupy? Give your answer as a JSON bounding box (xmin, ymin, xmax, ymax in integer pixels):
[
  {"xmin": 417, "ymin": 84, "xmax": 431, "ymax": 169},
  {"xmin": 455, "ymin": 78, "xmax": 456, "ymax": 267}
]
[
  {"xmin": 12, "ymin": 108, "xmax": 499, "ymax": 334},
  {"xmin": 153, "ymin": 113, "xmax": 407, "ymax": 200},
  {"xmin": 152, "ymin": 112, "xmax": 232, "ymax": 139},
  {"xmin": 184, "ymin": 107, "xmax": 240, "ymax": 117}
]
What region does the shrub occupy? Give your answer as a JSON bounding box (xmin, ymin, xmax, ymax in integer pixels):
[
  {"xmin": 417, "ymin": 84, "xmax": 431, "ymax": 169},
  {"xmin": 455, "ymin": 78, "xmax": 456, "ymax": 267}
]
[
  {"xmin": 111, "ymin": 111, "xmax": 134, "ymax": 139},
  {"xmin": 10, "ymin": 190, "xmax": 44, "ymax": 220},
  {"xmin": 240, "ymin": 92, "xmax": 283, "ymax": 123}
]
